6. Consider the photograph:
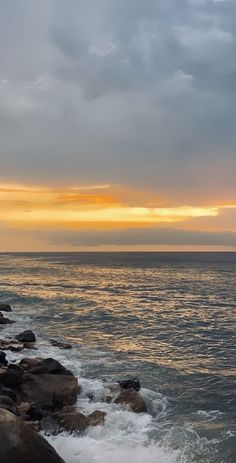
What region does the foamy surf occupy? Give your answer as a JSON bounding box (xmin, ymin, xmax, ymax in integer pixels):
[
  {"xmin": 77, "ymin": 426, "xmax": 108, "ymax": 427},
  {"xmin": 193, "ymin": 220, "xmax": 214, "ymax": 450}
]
[{"xmin": 1, "ymin": 308, "xmax": 225, "ymax": 463}]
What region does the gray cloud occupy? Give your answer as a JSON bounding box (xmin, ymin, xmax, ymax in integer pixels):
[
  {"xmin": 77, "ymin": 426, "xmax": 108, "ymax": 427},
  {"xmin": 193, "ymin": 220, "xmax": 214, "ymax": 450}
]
[
  {"xmin": 0, "ymin": 0, "xmax": 235, "ymax": 201},
  {"xmin": 47, "ymin": 228, "xmax": 236, "ymax": 247}
]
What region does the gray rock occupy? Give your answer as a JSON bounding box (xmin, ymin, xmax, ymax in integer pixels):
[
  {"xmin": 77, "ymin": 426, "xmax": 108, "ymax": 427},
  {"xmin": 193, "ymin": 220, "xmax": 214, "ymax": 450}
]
[{"xmin": 0, "ymin": 408, "xmax": 65, "ymax": 463}]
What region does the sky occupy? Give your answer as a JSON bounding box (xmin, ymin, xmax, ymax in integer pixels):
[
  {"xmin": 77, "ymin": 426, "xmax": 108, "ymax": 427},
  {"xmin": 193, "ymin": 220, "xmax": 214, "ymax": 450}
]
[{"xmin": 0, "ymin": 0, "xmax": 236, "ymax": 251}]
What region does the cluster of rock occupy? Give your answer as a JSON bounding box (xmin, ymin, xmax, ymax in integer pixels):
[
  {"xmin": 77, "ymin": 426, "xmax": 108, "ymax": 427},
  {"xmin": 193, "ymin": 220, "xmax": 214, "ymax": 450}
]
[{"xmin": 0, "ymin": 303, "xmax": 148, "ymax": 462}]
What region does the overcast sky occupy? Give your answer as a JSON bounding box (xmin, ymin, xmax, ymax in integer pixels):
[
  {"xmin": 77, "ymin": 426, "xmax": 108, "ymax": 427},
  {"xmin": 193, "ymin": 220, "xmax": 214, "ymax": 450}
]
[{"xmin": 0, "ymin": 0, "xmax": 236, "ymax": 250}]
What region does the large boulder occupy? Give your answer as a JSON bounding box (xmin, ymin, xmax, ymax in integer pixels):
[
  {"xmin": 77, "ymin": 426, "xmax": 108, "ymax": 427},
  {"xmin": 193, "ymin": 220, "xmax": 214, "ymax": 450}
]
[
  {"xmin": 20, "ymin": 373, "xmax": 79, "ymax": 408},
  {"xmin": 15, "ymin": 330, "xmax": 36, "ymax": 343},
  {"xmin": 0, "ymin": 304, "xmax": 12, "ymax": 312},
  {"xmin": 114, "ymin": 389, "xmax": 147, "ymax": 413},
  {"xmin": 28, "ymin": 358, "xmax": 73, "ymax": 376},
  {"xmin": 0, "ymin": 408, "xmax": 65, "ymax": 463}
]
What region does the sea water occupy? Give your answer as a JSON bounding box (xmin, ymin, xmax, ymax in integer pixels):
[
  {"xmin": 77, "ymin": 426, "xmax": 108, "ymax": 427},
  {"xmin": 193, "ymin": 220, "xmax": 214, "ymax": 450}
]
[{"xmin": 0, "ymin": 252, "xmax": 235, "ymax": 462}]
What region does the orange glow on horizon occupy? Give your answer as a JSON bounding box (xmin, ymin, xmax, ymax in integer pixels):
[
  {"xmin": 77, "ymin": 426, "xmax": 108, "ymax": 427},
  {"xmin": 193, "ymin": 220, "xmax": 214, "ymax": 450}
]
[{"xmin": 1, "ymin": 182, "xmax": 234, "ymax": 232}]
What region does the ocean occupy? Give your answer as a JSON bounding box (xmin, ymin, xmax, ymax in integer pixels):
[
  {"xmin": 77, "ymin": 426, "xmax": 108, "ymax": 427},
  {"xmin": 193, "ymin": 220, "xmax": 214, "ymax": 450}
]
[{"xmin": 0, "ymin": 252, "xmax": 235, "ymax": 463}]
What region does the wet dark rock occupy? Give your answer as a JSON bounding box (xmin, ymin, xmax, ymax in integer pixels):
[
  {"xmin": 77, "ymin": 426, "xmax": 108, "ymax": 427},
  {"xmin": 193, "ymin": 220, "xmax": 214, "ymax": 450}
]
[
  {"xmin": 87, "ymin": 410, "xmax": 106, "ymax": 426},
  {"xmin": 119, "ymin": 377, "xmax": 141, "ymax": 392},
  {"xmin": 0, "ymin": 408, "xmax": 65, "ymax": 463},
  {"xmin": 0, "ymin": 365, "xmax": 24, "ymax": 388},
  {"xmin": 20, "ymin": 373, "xmax": 78, "ymax": 408},
  {"xmin": 0, "ymin": 351, "xmax": 7, "ymax": 366},
  {"xmin": 0, "ymin": 387, "xmax": 19, "ymax": 404},
  {"xmin": 0, "ymin": 317, "xmax": 14, "ymax": 325},
  {"xmin": 18, "ymin": 401, "xmax": 31, "ymax": 416},
  {"xmin": 23, "ymin": 342, "xmax": 38, "ymax": 350},
  {"xmin": 55, "ymin": 411, "xmax": 88, "ymax": 434},
  {"xmin": 28, "ymin": 358, "xmax": 73, "ymax": 376},
  {"xmin": 0, "ymin": 395, "xmax": 18, "ymax": 414},
  {"xmin": 19, "ymin": 358, "xmax": 43, "ymax": 370},
  {"xmin": 9, "ymin": 346, "xmax": 23, "ymax": 352},
  {"xmin": 15, "ymin": 330, "xmax": 36, "ymax": 343},
  {"xmin": 114, "ymin": 389, "xmax": 147, "ymax": 413},
  {"xmin": 0, "ymin": 304, "xmax": 12, "ymax": 312},
  {"xmin": 28, "ymin": 400, "xmax": 55, "ymax": 420},
  {"xmin": 50, "ymin": 339, "xmax": 72, "ymax": 350}
]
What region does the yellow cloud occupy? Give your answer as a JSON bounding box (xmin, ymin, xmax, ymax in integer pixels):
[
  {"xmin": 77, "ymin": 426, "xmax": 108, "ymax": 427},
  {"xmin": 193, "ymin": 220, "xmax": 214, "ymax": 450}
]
[{"xmin": 0, "ymin": 182, "xmax": 226, "ymax": 230}]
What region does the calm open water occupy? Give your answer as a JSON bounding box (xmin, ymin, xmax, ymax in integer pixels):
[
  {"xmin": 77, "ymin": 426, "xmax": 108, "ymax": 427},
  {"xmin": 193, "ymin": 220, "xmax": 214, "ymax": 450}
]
[{"xmin": 0, "ymin": 252, "xmax": 235, "ymax": 463}]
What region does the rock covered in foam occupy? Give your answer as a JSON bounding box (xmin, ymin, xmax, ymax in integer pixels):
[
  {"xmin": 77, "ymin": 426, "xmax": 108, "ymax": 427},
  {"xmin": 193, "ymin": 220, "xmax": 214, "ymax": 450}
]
[{"xmin": 0, "ymin": 408, "xmax": 65, "ymax": 463}]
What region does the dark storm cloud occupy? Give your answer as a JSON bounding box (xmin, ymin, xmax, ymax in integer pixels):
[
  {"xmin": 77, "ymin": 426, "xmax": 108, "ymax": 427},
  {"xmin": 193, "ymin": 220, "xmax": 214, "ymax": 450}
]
[
  {"xmin": 47, "ymin": 227, "xmax": 236, "ymax": 247},
  {"xmin": 0, "ymin": 0, "xmax": 236, "ymax": 199}
]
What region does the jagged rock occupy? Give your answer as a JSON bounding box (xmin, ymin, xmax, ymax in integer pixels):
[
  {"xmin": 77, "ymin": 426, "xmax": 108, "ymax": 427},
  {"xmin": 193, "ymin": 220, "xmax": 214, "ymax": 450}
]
[
  {"xmin": 0, "ymin": 351, "xmax": 7, "ymax": 366},
  {"xmin": 55, "ymin": 411, "xmax": 88, "ymax": 434},
  {"xmin": 0, "ymin": 365, "xmax": 24, "ymax": 388},
  {"xmin": 28, "ymin": 358, "xmax": 73, "ymax": 376},
  {"xmin": 119, "ymin": 377, "xmax": 141, "ymax": 392},
  {"xmin": 50, "ymin": 339, "xmax": 72, "ymax": 350},
  {"xmin": 114, "ymin": 389, "xmax": 147, "ymax": 413},
  {"xmin": 0, "ymin": 304, "xmax": 12, "ymax": 312},
  {"xmin": 20, "ymin": 373, "xmax": 78, "ymax": 408},
  {"xmin": 87, "ymin": 410, "xmax": 106, "ymax": 426},
  {"xmin": 15, "ymin": 330, "xmax": 36, "ymax": 343},
  {"xmin": 0, "ymin": 409, "xmax": 65, "ymax": 462},
  {"xmin": 0, "ymin": 395, "xmax": 18, "ymax": 414}
]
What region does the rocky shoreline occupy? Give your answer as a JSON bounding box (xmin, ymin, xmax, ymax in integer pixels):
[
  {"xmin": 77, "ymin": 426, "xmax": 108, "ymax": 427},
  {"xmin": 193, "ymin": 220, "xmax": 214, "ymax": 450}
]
[{"xmin": 0, "ymin": 304, "xmax": 148, "ymax": 463}]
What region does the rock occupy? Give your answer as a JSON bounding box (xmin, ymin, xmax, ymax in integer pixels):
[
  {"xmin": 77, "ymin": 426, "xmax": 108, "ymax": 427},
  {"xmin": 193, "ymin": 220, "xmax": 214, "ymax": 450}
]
[
  {"xmin": 18, "ymin": 401, "xmax": 31, "ymax": 416},
  {"xmin": 28, "ymin": 358, "xmax": 73, "ymax": 376},
  {"xmin": 9, "ymin": 346, "xmax": 23, "ymax": 352},
  {"xmin": 23, "ymin": 342, "xmax": 37, "ymax": 350},
  {"xmin": 20, "ymin": 373, "xmax": 78, "ymax": 408},
  {"xmin": 28, "ymin": 400, "xmax": 55, "ymax": 420},
  {"xmin": 19, "ymin": 358, "xmax": 43, "ymax": 370},
  {"xmin": 55, "ymin": 411, "xmax": 88, "ymax": 434},
  {"xmin": 119, "ymin": 377, "xmax": 141, "ymax": 392},
  {"xmin": 15, "ymin": 330, "xmax": 36, "ymax": 343},
  {"xmin": 25, "ymin": 420, "xmax": 40, "ymax": 432},
  {"xmin": 0, "ymin": 409, "xmax": 65, "ymax": 463},
  {"xmin": 0, "ymin": 395, "xmax": 18, "ymax": 414},
  {"xmin": 87, "ymin": 410, "xmax": 106, "ymax": 426},
  {"xmin": 0, "ymin": 351, "xmax": 7, "ymax": 366},
  {"xmin": 0, "ymin": 365, "xmax": 24, "ymax": 388},
  {"xmin": 0, "ymin": 317, "xmax": 14, "ymax": 325},
  {"xmin": 114, "ymin": 389, "xmax": 147, "ymax": 413},
  {"xmin": 0, "ymin": 387, "xmax": 19, "ymax": 404},
  {"xmin": 0, "ymin": 304, "xmax": 12, "ymax": 312},
  {"xmin": 50, "ymin": 339, "xmax": 72, "ymax": 350}
]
